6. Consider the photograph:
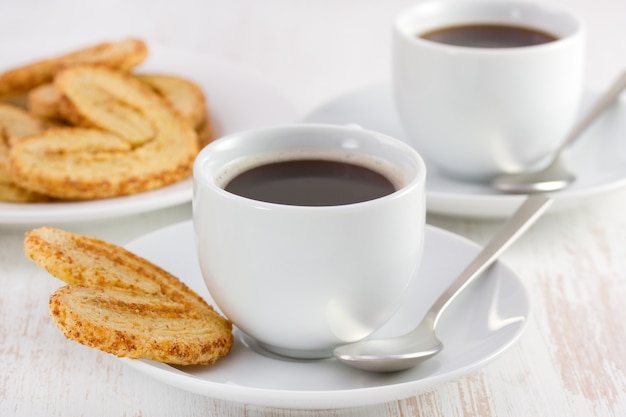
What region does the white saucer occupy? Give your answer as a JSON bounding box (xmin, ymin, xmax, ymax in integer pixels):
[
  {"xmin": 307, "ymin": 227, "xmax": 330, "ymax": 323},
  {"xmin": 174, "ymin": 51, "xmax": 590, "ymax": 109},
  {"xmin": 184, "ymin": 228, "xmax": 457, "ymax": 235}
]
[
  {"xmin": 122, "ymin": 220, "xmax": 530, "ymax": 409},
  {"xmin": 304, "ymin": 84, "xmax": 626, "ymax": 218},
  {"xmin": 0, "ymin": 41, "xmax": 297, "ymax": 224}
]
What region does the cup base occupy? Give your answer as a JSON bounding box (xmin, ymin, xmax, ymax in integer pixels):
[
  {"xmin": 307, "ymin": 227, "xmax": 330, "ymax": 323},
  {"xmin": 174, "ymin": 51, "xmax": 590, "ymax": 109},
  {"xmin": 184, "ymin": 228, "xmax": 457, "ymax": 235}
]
[
  {"xmin": 258, "ymin": 342, "xmax": 333, "ymax": 360},
  {"xmin": 236, "ymin": 330, "xmax": 334, "ymax": 360}
]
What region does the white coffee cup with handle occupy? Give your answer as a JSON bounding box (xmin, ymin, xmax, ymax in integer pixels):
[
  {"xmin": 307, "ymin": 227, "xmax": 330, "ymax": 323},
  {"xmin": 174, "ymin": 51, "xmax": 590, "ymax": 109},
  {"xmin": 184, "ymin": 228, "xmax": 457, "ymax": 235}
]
[
  {"xmin": 193, "ymin": 124, "xmax": 427, "ymax": 358},
  {"xmin": 393, "ymin": 0, "xmax": 586, "ymax": 181}
]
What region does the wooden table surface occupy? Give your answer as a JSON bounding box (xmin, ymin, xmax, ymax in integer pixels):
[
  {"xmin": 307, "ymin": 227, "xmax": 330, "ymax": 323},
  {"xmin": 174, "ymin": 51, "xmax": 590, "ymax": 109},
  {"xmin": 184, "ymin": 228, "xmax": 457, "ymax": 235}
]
[{"xmin": 1, "ymin": 0, "xmax": 625, "ymax": 416}]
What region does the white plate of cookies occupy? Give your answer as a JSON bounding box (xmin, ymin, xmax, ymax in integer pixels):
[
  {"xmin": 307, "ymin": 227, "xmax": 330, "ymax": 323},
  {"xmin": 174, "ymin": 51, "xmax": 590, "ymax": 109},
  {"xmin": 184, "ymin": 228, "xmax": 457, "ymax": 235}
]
[{"xmin": 0, "ymin": 38, "xmax": 296, "ymax": 224}]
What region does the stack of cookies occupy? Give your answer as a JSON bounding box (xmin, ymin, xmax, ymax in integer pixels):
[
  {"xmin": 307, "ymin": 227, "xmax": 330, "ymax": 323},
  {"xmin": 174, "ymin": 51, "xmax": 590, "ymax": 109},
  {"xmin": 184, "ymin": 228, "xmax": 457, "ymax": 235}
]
[
  {"xmin": 25, "ymin": 226, "xmax": 233, "ymax": 366},
  {"xmin": 0, "ymin": 38, "xmax": 214, "ymax": 202}
]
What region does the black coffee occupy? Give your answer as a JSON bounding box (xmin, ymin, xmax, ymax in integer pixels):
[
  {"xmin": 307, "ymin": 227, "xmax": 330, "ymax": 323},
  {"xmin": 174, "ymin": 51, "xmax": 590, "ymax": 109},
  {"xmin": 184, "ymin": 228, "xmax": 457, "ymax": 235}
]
[
  {"xmin": 224, "ymin": 159, "xmax": 396, "ymax": 206},
  {"xmin": 420, "ymin": 24, "xmax": 558, "ymax": 48}
]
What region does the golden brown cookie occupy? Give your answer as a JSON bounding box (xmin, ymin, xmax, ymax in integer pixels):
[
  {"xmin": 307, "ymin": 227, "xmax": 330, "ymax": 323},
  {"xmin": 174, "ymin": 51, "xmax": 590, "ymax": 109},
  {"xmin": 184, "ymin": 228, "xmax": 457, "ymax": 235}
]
[
  {"xmin": 24, "ymin": 226, "xmax": 233, "ymax": 366},
  {"xmin": 135, "ymin": 74, "xmax": 208, "ymax": 129},
  {"xmin": 0, "ymin": 104, "xmax": 50, "ymax": 202},
  {"xmin": 0, "ymin": 38, "xmax": 148, "ymax": 99},
  {"xmin": 0, "ymin": 103, "xmax": 48, "ymax": 147},
  {"xmin": 0, "ymin": 181, "xmax": 51, "ymax": 203},
  {"xmin": 55, "ymin": 67, "xmax": 157, "ymax": 146},
  {"xmin": 138, "ymin": 74, "xmax": 215, "ymax": 148},
  {"xmin": 28, "ymin": 74, "xmax": 215, "ymax": 148},
  {"xmin": 26, "ymin": 83, "xmax": 63, "ymax": 121}
]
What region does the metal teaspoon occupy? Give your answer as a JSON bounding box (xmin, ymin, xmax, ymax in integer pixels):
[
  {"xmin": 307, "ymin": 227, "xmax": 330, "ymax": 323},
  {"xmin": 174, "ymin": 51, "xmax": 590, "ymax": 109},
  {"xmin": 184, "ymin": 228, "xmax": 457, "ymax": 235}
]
[
  {"xmin": 492, "ymin": 71, "xmax": 626, "ymax": 193},
  {"xmin": 333, "ymin": 194, "xmax": 552, "ymax": 372}
]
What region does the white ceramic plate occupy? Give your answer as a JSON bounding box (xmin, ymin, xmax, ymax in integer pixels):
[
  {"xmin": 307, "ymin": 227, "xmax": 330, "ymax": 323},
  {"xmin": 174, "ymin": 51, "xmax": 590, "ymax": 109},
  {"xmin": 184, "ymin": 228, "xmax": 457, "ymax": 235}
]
[
  {"xmin": 122, "ymin": 220, "xmax": 530, "ymax": 409},
  {"xmin": 303, "ymin": 84, "xmax": 626, "ymax": 218},
  {"xmin": 0, "ymin": 41, "xmax": 296, "ymax": 224}
]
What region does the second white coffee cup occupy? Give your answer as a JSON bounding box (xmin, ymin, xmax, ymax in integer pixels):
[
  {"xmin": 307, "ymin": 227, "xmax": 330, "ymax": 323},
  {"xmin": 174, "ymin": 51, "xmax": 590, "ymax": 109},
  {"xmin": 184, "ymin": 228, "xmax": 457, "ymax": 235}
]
[{"xmin": 393, "ymin": 0, "xmax": 586, "ymax": 180}]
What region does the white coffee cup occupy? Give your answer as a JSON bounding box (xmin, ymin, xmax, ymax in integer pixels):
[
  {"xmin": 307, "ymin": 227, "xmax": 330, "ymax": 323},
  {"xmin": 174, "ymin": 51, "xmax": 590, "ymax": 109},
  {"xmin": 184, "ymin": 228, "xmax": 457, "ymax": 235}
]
[
  {"xmin": 193, "ymin": 124, "xmax": 426, "ymax": 358},
  {"xmin": 393, "ymin": 0, "xmax": 586, "ymax": 180}
]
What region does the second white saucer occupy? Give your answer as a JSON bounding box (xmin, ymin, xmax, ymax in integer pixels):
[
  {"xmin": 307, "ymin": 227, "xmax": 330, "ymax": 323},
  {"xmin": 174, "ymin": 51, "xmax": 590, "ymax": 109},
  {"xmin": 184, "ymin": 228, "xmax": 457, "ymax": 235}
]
[{"xmin": 303, "ymin": 84, "xmax": 626, "ymax": 218}]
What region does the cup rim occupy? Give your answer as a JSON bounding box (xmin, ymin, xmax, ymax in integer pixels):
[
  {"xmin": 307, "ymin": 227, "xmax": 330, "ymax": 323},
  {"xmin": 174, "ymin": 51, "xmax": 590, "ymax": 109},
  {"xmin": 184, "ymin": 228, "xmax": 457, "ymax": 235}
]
[
  {"xmin": 193, "ymin": 123, "xmax": 427, "ymax": 212},
  {"xmin": 394, "ymin": 0, "xmax": 586, "ymax": 54}
]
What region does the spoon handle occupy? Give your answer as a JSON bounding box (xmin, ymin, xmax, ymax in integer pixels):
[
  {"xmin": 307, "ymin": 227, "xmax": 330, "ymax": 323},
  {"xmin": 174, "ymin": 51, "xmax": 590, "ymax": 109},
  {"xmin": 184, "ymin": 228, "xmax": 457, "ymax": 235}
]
[
  {"xmin": 426, "ymin": 194, "xmax": 553, "ymax": 327},
  {"xmin": 559, "ymin": 70, "xmax": 626, "ymax": 152}
]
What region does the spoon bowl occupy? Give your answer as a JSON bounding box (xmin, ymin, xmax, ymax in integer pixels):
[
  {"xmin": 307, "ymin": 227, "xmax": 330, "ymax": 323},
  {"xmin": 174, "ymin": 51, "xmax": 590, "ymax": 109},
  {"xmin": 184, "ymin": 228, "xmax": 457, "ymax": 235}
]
[
  {"xmin": 334, "ymin": 319, "xmax": 441, "ymax": 372},
  {"xmin": 333, "ymin": 194, "xmax": 553, "ymax": 372},
  {"xmin": 492, "ymin": 71, "xmax": 626, "ymax": 194},
  {"xmin": 492, "ymin": 158, "xmax": 574, "ymax": 194}
]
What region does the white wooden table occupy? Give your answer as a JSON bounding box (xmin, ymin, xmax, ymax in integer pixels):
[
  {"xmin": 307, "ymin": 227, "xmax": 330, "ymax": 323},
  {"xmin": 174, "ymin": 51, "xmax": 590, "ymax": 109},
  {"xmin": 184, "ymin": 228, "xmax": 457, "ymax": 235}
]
[{"xmin": 1, "ymin": 0, "xmax": 626, "ymax": 416}]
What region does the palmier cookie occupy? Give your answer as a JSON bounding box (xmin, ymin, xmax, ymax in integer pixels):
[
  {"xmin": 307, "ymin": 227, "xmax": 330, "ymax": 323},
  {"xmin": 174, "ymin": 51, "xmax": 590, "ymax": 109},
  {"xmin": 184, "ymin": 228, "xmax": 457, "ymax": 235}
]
[
  {"xmin": 24, "ymin": 226, "xmax": 233, "ymax": 366},
  {"xmin": 0, "ymin": 104, "xmax": 50, "ymax": 202},
  {"xmin": 0, "ymin": 38, "xmax": 148, "ymax": 98}
]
